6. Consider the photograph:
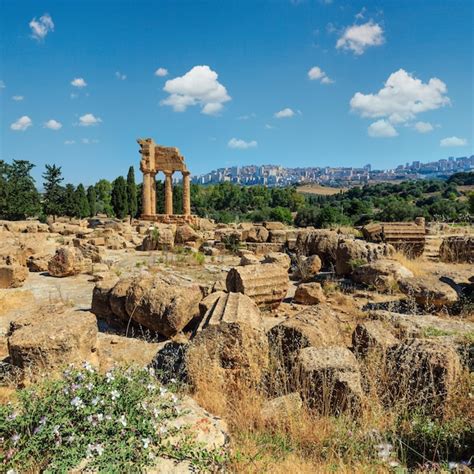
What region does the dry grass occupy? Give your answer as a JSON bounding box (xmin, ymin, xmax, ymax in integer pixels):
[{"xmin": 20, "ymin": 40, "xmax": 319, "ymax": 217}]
[
  {"xmin": 392, "ymin": 251, "xmax": 428, "ymax": 277},
  {"xmin": 296, "ymin": 184, "xmax": 347, "ymax": 196}
]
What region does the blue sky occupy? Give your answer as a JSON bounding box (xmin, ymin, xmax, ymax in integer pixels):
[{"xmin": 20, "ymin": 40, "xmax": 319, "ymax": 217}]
[{"xmin": 1, "ymin": 0, "xmax": 472, "ymax": 185}]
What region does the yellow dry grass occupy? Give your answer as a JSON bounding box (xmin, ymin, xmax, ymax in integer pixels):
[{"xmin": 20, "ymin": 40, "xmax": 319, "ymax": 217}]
[
  {"xmin": 391, "ymin": 251, "xmax": 428, "ymax": 277},
  {"xmin": 296, "ymin": 184, "xmax": 347, "ymax": 196}
]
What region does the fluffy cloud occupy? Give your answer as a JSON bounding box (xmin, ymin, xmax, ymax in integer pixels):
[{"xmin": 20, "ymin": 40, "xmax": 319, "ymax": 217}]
[
  {"xmin": 368, "ymin": 119, "xmax": 398, "ymax": 137},
  {"xmin": 228, "ymin": 138, "xmax": 257, "ymax": 149},
  {"xmin": 11, "ymin": 116, "xmax": 32, "ymax": 131},
  {"xmin": 64, "ymin": 140, "xmax": 76, "ymax": 145},
  {"xmin": 115, "ymin": 71, "xmax": 127, "ymax": 80},
  {"xmin": 82, "ymin": 138, "xmax": 99, "ymax": 144},
  {"xmin": 274, "ymin": 108, "xmax": 295, "ymax": 119},
  {"xmin": 414, "ymin": 121, "xmax": 434, "ymax": 133},
  {"xmin": 308, "ymin": 66, "xmax": 333, "ymax": 84},
  {"xmin": 71, "ymin": 78, "xmax": 87, "ymax": 88},
  {"xmin": 161, "ymin": 65, "xmax": 231, "ymax": 115},
  {"xmin": 79, "ymin": 113, "xmax": 102, "ymax": 126},
  {"xmin": 29, "ymin": 13, "xmax": 54, "ymax": 41},
  {"xmin": 155, "ymin": 67, "xmax": 168, "ymax": 77},
  {"xmin": 440, "ymin": 136, "xmax": 467, "ymax": 147},
  {"xmin": 0, "ymin": 80, "xmax": 5, "ymax": 88},
  {"xmin": 336, "ymin": 21, "xmax": 384, "ymax": 55},
  {"xmin": 44, "ymin": 119, "xmax": 62, "ymax": 130},
  {"xmin": 12, "ymin": 95, "xmax": 24, "ymax": 101},
  {"xmin": 350, "ymin": 69, "xmax": 450, "ymax": 132}
]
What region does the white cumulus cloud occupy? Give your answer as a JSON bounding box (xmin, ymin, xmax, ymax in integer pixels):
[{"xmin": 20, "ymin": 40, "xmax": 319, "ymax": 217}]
[
  {"xmin": 64, "ymin": 140, "xmax": 76, "ymax": 145},
  {"xmin": 155, "ymin": 67, "xmax": 168, "ymax": 77},
  {"xmin": 161, "ymin": 65, "xmax": 231, "ymax": 115},
  {"xmin": 115, "ymin": 71, "xmax": 127, "ymax": 80},
  {"xmin": 11, "ymin": 116, "xmax": 32, "ymax": 131},
  {"xmin": 414, "ymin": 121, "xmax": 434, "ymax": 133},
  {"xmin": 71, "ymin": 77, "xmax": 87, "ymax": 88},
  {"xmin": 44, "ymin": 119, "xmax": 62, "ymax": 130},
  {"xmin": 368, "ymin": 119, "xmax": 398, "ymax": 138},
  {"xmin": 336, "ymin": 21, "xmax": 384, "ymax": 55},
  {"xmin": 350, "ymin": 69, "xmax": 450, "ymax": 136},
  {"xmin": 12, "ymin": 95, "xmax": 24, "ymax": 101},
  {"xmin": 308, "ymin": 66, "xmax": 333, "ymax": 84},
  {"xmin": 79, "ymin": 113, "xmax": 102, "ymax": 126},
  {"xmin": 228, "ymin": 138, "xmax": 258, "ymax": 149},
  {"xmin": 29, "ymin": 13, "xmax": 54, "ymax": 41},
  {"xmin": 274, "ymin": 108, "xmax": 295, "ymax": 119},
  {"xmin": 440, "ymin": 136, "xmax": 467, "ymax": 147}
]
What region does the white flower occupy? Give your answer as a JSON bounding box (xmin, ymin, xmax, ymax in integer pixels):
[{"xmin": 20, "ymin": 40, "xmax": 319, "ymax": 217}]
[
  {"xmin": 147, "ymin": 383, "xmax": 156, "ymax": 391},
  {"xmin": 170, "ymin": 378, "xmax": 176, "ymax": 383},
  {"xmin": 171, "ymin": 394, "xmax": 178, "ymax": 404},
  {"xmin": 142, "ymin": 437, "xmax": 150, "ymax": 449},
  {"xmin": 97, "ymin": 413, "xmax": 104, "ymax": 422},
  {"xmin": 106, "ymin": 371, "xmax": 115, "ymax": 383},
  {"xmin": 83, "ymin": 361, "xmax": 94, "ymax": 373},
  {"xmin": 53, "ymin": 425, "xmax": 60, "ymax": 436},
  {"xmin": 86, "ymin": 382, "xmax": 94, "ymax": 391},
  {"xmin": 11, "ymin": 433, "xmax": 20, "ymax": 445},
  {"xmin": 71, "ymin": 397, "xmax": 84, "ymax": 409},
  {"xmin": 91, "ymin": 396, "xmax": 100, "ymax": 406},
  {"xmin": 159, "ymin": 387, "xmax": 168, "ymax": 396},
  {"xmin": 87, "ymin": 443, "xmax": 104, "ymax": 457},
  {"xmin": 118, "ymin": 415, "xmax": 127, "ymax": 427},
  {"xmin": 153, "ymin": 407, "xmax": 161, "ymax": 418},
  {"xmin": 110, "ymin": 390, "xmax": 120, "ymax": 401},
  {"xmin": 148, "ymin": 367, "xmax": 155, "ymax": 377},
  {"xmin": 159, "ymin": 426, "xmax": 168, "ymax": 435}
]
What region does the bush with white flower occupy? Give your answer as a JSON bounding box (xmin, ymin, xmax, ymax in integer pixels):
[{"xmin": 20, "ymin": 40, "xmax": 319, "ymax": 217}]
[{"xmin": 0, "ymin": 365, "xmax": 226, "ymax": 472}]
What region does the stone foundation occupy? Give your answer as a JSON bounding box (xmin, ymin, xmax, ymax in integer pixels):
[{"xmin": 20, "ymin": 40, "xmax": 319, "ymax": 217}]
[{"xmin": 140, "ymin": 214, "xmax": 199, "ymax": 225}]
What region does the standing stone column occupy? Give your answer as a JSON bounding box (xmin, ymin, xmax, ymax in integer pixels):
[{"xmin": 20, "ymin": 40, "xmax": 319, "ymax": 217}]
[
  {"xmin": 182, "ymin": 171, "xmax": 191, "ymax": 216},
  {"xmin": 142, "ymin": 172, "xmax": 152, "ymax": 216},
  {"xmin": 164, "ymin": 171, "xmax": 173, "ymax": 215},
  {"xmin": 150, "ymin": 173, "xmax": 156, "ymax": 215}
]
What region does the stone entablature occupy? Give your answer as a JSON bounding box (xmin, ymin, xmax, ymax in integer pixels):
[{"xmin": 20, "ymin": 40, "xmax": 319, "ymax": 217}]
[{"xmin": 138, "ymin": 138, "xmax": 192, "ymax": 220}]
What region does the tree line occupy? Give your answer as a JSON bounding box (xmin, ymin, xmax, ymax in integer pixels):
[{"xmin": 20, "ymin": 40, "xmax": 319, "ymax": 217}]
[{"xmin": 0, "ymin": 159, "xmax": 472, "ymax": 227}]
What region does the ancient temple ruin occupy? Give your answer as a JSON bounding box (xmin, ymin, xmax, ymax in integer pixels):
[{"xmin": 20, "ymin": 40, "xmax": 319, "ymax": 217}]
[{"xmin": 138, "ymin": 138, "xmax": 194, "ymax": 223}]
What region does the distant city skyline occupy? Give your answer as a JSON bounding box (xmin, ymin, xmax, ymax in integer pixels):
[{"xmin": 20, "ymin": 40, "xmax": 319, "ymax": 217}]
[
  {"xmin": 193, "ymin": 154, "xmax": 474, "ymax": 187},
  {"xmin": 1, "ymin": 0, "xmax": 472, "ymax": 186}
]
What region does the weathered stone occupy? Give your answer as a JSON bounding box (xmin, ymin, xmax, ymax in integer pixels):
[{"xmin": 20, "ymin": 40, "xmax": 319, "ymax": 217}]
[
  {"xmin": 91, "ymin": 278, "xmax": 119, "ymax": 318},
  {"xmin": 141, "ymin": 226, "xmax": 175, "ymax": 250},
  {"xmin": 226, "ymin": 262, "xmax": 289, "ymax": 309},
  {"xmin": 48, "ymin": 247, "xmax": 85, "ymax": 277},
  {"xmin": 386, "ymin": 339, "xmax": 461, "ymax": 414},
  {"xmin": 335, "ymin": 239, "xmax": 394, "ymax": 276},
  {"xmin": 7, "ymin": 305, "xmax": 98, "ymax": 377},
  {"xmin": 97, "ymin": 333, "xmax": 160, "ymax": 372},
  {"xmin": 297, "ymin": 346, "xmax": 363, "ymax": 414},
  {"xmin": 175, "ymin": 224, "xmax": 199, "ymax": 244},
  {"xmin": 261, "ymin": 392, "xmax": 303, "ymax": 421},
  {"xmin": 351, "ymin": 259, "xmax": 413, "ymax": 291},
  {"xmin": 295, "ymin": 230, "xmax": 340, "ymax": 268},
  {"xmin": 240, "ymin": 254, "xmax": 260, "ymax": 265},
  {"xmin": 0, "ymin": 265, "xmax": 28, "ymax": 289},
  {"xmin": 125, "ymin": 275, "xmax": 202, "ymax": 337},
  {"xmin": 262, "ymin": 252, "xmax": 291, "ymax": 270},
  {"xmin": 398, "ymin": 276, "xmax": 458, "ymax": 309},
  {"xmin": 73, "ymin": 238, "xmax": 103, "ymax": 263},
  {"xmin": 439, "ymin": 236, "xmax": 474, "ymax": 263},
  {"xmin": 264, "ymin": 221, "xmax": 286, "ymax": 231},
  {"xmin": 246, "ymin": 226, "xmax": 269, "ymax": 243},
  {"xmin": 199, "ymin": 291, "xmax": 227, "ymax": 317},
  {"xmin": 187, "ymin": 292, "xmax": 268, "ymax": 386},
  {"xmin": 268, "ymin": 229, "xmax": 288, "ymax": 244},
  {"xmin": 27, "ymin": 254, "xmax": 50, "ymax": 272},
  {"xmin": 110, "ymin": 277, "xmax": 135, "ymax": 322},
  {"xmin": 268, "ymin": 305, "xmax": 344, "ymax": 361},
  {"xmin": 294, "ymin": 282, "xmax": 326, "ymax": 305},
  {"xmin": 297, "ymin": 254, "xmax": 322, "ymax": 280},
  {"xmin": 105, "ymin": 234, "xmax": 128, "ymax": 250},
  {"xmin": 352, "ymin": 320, "xmax": 399, "ymax": 356}
]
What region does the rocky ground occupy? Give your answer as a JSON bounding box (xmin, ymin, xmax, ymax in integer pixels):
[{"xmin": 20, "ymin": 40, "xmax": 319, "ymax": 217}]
[{"xmin": 0, "ymin": 217, "xmax": 473, "ymax": 472}]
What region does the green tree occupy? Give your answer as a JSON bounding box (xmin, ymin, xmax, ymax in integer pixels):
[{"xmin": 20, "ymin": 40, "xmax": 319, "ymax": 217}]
[
  {"xmin": 94, "ymin": 179, "xmax": 114, "ymax": 216},
  {"xmin": 74, "ymin": 184, "xmax": 90, "ymax": 218},
  {"xmin": 469, "ymin": 192, "xmax": 474, "ymax": 215},
  {"xmin": 111, "ymin": 176, "xmax": 129, "ymax": 219},
  {"xmin": 126, "ymin": 166, "xmax": 138, "ymax": 218},
  {"xmin": 2, "ymin": 160, "xmax": 41, "ymax": 220},
  {"xmin": 0, "ymin": 160, "xmax": 8, "ymax": 217},
  {"xmin": 63, "ymin": 184, "xmax": 76, "ymax": 217},
  {"xmin": 87, "ymin": 186, "xmax": 97, "ymax": 217},
  {"xmin": 42, "ymin": 164, "xmax": 64, "ymax": 219}
]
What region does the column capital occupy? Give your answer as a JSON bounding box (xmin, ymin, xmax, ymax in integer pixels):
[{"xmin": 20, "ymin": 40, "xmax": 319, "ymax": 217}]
[{"xmin": 182, "ymin": 170, "xmax": 191, "ymax": 177}]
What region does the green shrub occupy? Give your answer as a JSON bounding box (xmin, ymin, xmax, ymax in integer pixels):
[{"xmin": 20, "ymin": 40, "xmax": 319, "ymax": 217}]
[{"xmin": 0, "ymin": 365, "xmax": 226, "ymax": 472}]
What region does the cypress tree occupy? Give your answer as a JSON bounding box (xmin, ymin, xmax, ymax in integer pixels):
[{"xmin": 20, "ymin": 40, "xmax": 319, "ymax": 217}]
[
  {"xmin": 3, "ymin": 160, "xmax": 41, "ymax": 220},
  {"xmin": 74, "ymin": 184, "xmax": 90, "ymax": 218},
  {"xmin": 94, "ymin": 179, "xmax": 114, "ymax": 216},
  {"xmin": 87, "ymin": 185, "xmax": 97, "ymax": 217},
  {"xmin": 42, "ymin": 164, "xmax": 64, "ymax": 219},
  {"xmin": 63, "ymin": 184, "xmax": 76, "ymax": 217},
  {"xmin": 111, "ymin": 176, "xmax": 128, "ymax": 219},
  {"xmin": 126, "ymin": 166, "xmax": 138, "ymax": 218}
]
